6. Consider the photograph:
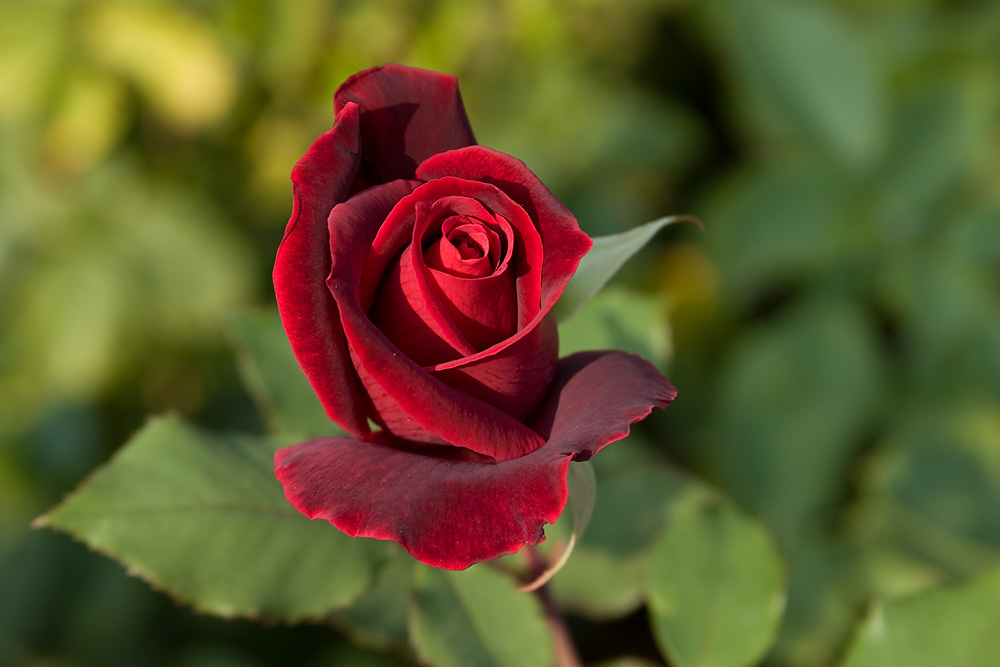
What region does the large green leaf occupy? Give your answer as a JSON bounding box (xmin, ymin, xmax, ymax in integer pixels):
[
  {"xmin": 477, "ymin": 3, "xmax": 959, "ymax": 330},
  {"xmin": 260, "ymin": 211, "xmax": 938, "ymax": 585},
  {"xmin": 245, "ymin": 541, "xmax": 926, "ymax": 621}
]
[
  {"xmin": 839, "ymin": 565, "xmax": 1000, "ymax": 667},
  {"xmin": 409, "ymin": 564, "xmax": 553, "ymax": 667},
  {"xmin": 37, "ymin": 416, "xmax": 382, "ymax": 621},
  {"xmin": 554, "ymin": 215, "xmax": 694, "ymax": 323},
  {"xmin": 851, "ymin": 402, "xmax": 1000, "ymax": 585},
  {"xmin": 648, "ymin": 492, "xmax": 786, "ymax": 667},
  {"xmin": 333, "ymin": 550, "xmax": 413, "ymax": 654},
  {"xmin": 228, "ymin": 309, "xmax": 336, "ymax": 439}
]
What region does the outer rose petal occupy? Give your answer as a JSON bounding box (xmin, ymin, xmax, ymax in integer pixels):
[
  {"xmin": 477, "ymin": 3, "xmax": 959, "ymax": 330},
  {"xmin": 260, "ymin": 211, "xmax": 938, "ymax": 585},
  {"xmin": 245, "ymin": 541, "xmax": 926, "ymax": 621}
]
[
  {"xmin": 274, "ymin": 350, "xmax": 676, "ymax": 570},
  {"xmin": 336, "ymin": 64, "xmax": 477, "ymax": 189},
  {"xmin": 273, "ymin": 102, "xmax": 372, "ymax": 438},
  {"xmin": 417, "ymin": 146, "xmax": 592, "ymax": 313}
]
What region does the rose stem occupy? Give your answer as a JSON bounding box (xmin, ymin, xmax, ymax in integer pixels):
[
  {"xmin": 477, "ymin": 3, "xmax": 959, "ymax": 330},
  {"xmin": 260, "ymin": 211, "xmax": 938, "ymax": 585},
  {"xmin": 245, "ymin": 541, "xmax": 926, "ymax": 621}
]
[{"xmin": 525, "ymin": 545, "xmax": 583, "ymax": 667}]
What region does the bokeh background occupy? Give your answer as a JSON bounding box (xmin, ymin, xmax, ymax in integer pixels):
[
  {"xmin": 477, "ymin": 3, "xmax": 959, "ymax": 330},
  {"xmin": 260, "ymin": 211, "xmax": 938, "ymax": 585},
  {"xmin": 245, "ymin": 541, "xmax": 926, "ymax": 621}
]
[{"xmin": 2, "ymin": 0, "xmax": 1000, "ymax": 665}]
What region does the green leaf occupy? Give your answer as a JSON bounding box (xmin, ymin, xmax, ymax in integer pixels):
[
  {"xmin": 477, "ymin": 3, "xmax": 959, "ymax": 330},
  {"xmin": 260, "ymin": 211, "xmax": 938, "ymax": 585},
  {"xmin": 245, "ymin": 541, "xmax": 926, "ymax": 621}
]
[
  {"xmin": 554, "ymin": 215, "xmax": 695, "ymax": 323},
  {"xmin": 551, "ymin": 454, "xmax": 691, "ymax": 619},
  {"xmin": 37, "ymin": 416, "xmax": 382, "ymax": 621},
  {"xmin": 648, "ymin": 492, "xmax": 786, "ymax": 667},
  {"xmin": 228, "ymin": 309, "xmax": 337, "ymax": 440},
  {"xmin": 333, "ymin": 550, "xmax": 414, "ymax": 653},
  {"xmin": 409, "ymin": 564, "xmax": 553, "ymax": 667},
  {"xmin": 877, "ymin": 78, "xmax": 988, "ymax": 237},
  {"xmin": 717, "ymin": 0, "xmax": 886, "ymax": 170},
  {"xmin": 839, "ymin": 565, "xmax": 1000, "ymax": 667}
]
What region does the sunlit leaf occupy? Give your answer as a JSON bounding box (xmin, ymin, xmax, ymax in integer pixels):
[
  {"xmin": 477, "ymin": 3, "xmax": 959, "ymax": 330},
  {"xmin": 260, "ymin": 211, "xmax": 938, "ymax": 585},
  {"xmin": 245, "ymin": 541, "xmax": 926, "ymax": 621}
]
[
  {"xmin": 81, "ymin": 3, "xmax": 236, "ymax": 129},
  {"xmin": 38, "ymin": 416, "xmax": 382, "ymax": 621}
]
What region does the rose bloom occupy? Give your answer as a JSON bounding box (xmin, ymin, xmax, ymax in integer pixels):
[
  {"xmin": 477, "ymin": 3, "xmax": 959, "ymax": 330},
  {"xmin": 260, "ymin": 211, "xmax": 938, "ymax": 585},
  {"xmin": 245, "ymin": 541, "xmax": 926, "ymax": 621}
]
[{"xmin": 273, "ymin": 65, "xmax": 676, "ymax": 570}]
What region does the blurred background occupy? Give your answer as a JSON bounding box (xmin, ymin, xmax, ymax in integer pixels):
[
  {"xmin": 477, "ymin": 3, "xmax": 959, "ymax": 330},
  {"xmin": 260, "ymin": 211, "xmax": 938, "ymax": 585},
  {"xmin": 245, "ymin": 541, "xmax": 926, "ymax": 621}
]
[{"xmin": 2, "ymin": 0, "xmax": 1000, "ymax": 665}]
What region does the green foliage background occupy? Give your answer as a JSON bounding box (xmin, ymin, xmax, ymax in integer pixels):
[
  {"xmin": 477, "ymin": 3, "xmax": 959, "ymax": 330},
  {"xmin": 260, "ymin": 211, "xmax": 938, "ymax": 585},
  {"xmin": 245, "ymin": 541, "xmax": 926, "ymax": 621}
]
[{"xmin": 2, "ymin": 0, "xmax": 1000, "ymax": 665}]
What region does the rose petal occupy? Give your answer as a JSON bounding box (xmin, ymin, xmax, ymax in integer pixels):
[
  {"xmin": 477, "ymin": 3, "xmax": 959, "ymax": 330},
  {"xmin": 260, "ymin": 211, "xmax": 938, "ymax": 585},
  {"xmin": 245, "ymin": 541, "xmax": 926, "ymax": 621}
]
[
  {"xmin": 429, "ymin": 313, "xmax": 557, "ymax": 420},
  {"xmin": 424, "ymin": 263, "xmax": 517, "ymax": 351},
  {"xmin": 412, "ymin": 196, "xmax": 518, "ymax": 352},
  {"xmin": 327, "ymin": 182, "xmax": 547, "ymax": 460},
  {"xmin": 368, "ymin": 247, "xmax": 476, "ymax": 365},
  {"xmin": 528, "ymin": 350, "xmax": 678, "ymax": 456},
  {"xmin": 336, "ymin": 64, "xmax": 477, "ymax": 190},
  {"xmin": 417, "ymin": 146, "xmax": 592, "ymax": 314},
  {"xmin": 424, "ymin": 230, "xmax": 495, "ymax": 277},
  {"xmin": 273, "ymin": 102, "xmax": 372, "ymax": 438},
  {"xmin": 273, "ymin": 350, "xmax": 676, "ymax": 570},
  {"xmin": 403, "ymin": 177, "xmax": 545, "ymax": 330}
]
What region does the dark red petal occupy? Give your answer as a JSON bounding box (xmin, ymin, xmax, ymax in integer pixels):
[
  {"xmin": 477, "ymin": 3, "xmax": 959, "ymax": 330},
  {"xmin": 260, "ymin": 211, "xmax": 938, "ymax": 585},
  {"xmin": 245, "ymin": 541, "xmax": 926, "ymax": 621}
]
[
  {"xmin": 416, "ymin": 146, "xmax": 592, "ymax": 313},
  {"xmin": 402, "ymin": 176, "xmax": 545, "ymax": 330},
  {"xmin": 335, "ymin": 64, "xmax": 477, "ymax": 188},
  {"xmin": 273, "ymin": 102, "xmax": 372, "ymax": 438},
  {"xmin": 412, "ymin": 195, "xmax": 518, "ymax": 351},
  {"xmin": 273, "ymin": 350, "xmax": 676, "ymax": 570},
  {"xmin": 429, "ymin": 313, "xmax": 557, "ymax": 420},
  {"xmin": 274, "ymin": 436, "xmax": 566, "ymax": 570},
  {"xmin": 530, "ymin": 350, "xmax": 678, "ymax": 459},
  {"xmin": 424, "ymin": 230, "xmax": 495, "ymax": 277},
  {"xmin": 328, "ymin": 183, "xmax": 546, "ymax": 460},
  {"xmin": 369, "ymin": 243, "xmax": 476, "ymax": 366},
  {"xmin": 424, "ymin": 263, "xmax": 517, "ymax": 351}
]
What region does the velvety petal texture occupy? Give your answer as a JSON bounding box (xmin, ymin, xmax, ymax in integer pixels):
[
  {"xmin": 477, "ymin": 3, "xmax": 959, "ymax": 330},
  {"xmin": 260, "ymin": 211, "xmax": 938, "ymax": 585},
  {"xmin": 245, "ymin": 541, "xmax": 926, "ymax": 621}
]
[
  {"xmin": 326, "ymin": 181, "xmax": 548, "ymax": 460},
  {"xmin": 275, "ymin": 351, "xmax": 677, "ymax": 570},
  {"xmin": 336, "ymin": 64, "xmax": 476, "ymax": 189},
  {"xmin": 273, "ymin": 65, "xmax": 678, "ymax": 569},
  {"xmin": 273, "ymin": 102, "xmax": 372, "ymax": 438}
]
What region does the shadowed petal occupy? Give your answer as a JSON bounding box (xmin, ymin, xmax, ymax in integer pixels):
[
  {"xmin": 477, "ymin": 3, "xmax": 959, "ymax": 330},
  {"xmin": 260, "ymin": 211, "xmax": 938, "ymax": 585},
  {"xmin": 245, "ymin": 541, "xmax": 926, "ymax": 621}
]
[
  {"xmin": 273, "ymin": 102, "xmax": 372, "ymax": 438},
  {"xmin": 529, "ymin": 350, "xmax": 678, "ymax": 458},
  {"xmin": 274, "ymin": 350, "xmax": 675, "ymax": 569},
  {"xmin": 336, "ymin": 64, "xmax": 477, "ymax": 189}
]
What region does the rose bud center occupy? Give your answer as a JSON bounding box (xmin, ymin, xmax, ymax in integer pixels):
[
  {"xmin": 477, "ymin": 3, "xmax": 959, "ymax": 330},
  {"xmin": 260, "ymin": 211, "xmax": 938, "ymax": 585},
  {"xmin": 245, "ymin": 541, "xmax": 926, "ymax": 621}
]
[
  {"xmin": 424, "ymin": 215, "xmax": 505, "ymax": 278},
  {"xmin": 368, "ymin": 195, "xmax": 520, "ymax": 367}
]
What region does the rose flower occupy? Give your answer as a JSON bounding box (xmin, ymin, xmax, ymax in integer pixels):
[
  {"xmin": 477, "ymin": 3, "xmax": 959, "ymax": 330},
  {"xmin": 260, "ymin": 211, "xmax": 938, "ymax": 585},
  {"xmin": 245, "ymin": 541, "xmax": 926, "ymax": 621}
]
[{"xmin": 273, "ymin": 65, "xmax": 677, "ymax": 570}]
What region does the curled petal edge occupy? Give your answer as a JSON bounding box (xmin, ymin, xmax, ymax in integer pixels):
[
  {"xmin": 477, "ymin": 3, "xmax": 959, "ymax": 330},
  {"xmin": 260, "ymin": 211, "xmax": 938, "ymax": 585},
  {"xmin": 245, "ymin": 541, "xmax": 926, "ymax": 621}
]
[{"xmin": 274, "ymin": 102, "xmax": 373, "ymax": 438}]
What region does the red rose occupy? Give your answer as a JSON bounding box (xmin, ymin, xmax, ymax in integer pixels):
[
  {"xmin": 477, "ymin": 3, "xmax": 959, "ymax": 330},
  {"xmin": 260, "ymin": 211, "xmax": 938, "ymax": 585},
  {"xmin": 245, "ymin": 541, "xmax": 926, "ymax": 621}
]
[{"xmin": 273, "ymin": 65, "xmax": 677, "ymax": 570}]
